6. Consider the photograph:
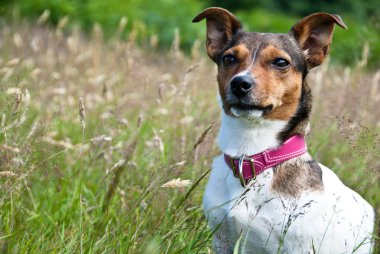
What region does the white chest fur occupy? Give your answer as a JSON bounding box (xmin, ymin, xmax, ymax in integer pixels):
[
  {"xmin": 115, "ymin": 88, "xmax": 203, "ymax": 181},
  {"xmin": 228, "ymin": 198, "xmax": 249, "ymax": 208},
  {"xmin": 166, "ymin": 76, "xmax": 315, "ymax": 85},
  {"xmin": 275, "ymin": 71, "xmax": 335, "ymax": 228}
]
[
  {"xmin": 203, "ymin": 113, "xmax": 375, "ymax": 253},
  {"xmin": 218, "ymin": 112, "xmax": 287, "ymax": 157}
]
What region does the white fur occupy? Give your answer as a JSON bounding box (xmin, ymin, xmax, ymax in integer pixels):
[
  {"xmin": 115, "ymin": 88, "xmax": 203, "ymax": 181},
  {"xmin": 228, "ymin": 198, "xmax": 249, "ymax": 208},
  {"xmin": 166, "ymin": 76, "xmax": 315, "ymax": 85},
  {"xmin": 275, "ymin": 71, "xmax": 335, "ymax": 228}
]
[
  {"xmin": 218, "ymin": 111, "xmax": 286, "ymax": 156},
  {"xmin": 234, "ymin": 70, "xmax": 251, "ymax": 77},
  {"xmin": 203, "ymin": 112, "xmax": 375, "ymax": 253}
]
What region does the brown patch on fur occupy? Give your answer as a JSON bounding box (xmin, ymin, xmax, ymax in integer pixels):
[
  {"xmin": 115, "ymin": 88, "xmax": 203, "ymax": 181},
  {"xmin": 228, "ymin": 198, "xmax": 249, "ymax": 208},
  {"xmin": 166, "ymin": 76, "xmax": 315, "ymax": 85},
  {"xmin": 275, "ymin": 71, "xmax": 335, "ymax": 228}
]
[
  {"xmin": 225, "ymin": 44, "xmax": 250, "ymax": 60},
  {"xmin": 249, "ymin": 45, "xmax": 302, "ymax": 121},
  {"xmin": 278, "ymin": 80, "xmax": 313, "ymax": 141},
  {"xmin": 271, "ymin": 157, "xmax": 324, "ymax": 197}
]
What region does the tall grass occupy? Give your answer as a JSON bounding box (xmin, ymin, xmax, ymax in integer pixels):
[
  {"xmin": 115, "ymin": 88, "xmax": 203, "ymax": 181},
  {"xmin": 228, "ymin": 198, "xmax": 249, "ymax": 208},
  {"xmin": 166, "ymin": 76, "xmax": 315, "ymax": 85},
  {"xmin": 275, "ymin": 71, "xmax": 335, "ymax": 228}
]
[{"xmin": 0, "ymin": 16, "xmax": 379, "ymax": 253}]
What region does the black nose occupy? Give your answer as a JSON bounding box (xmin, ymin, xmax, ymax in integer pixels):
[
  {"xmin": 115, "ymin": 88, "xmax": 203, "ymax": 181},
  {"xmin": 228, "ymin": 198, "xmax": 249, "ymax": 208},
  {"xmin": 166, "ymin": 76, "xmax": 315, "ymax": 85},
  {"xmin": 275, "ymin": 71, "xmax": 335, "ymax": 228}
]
[{"xmin": 230, "ymin": 75, "xmax": 254, "ymax": 97}]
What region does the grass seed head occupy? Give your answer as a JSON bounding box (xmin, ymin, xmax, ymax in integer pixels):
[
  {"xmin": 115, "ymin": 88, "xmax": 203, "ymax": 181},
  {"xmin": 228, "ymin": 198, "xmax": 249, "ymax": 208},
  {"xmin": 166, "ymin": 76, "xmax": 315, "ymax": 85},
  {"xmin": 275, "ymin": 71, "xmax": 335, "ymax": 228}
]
[
  {"xmin": 37, "ymin": 10, "xmax": 50, "ymax": 25},
  {"xmin": 193, "ymin": 122, "xmax": 215, "ymax": 151},
  {"xmin": 117, "ymin": 16, "xmax": 128, "ymax": 33},
  {"xmin": 0, "ymin": 171, "xmax": 17, "ymax": 177},
  {"xmin": 161, "ymin": 178, "xmax": 192, "ymax": 188},
  {"xmin": 79, "ymin": 97, "xmax": 86, "ymax": 129}
]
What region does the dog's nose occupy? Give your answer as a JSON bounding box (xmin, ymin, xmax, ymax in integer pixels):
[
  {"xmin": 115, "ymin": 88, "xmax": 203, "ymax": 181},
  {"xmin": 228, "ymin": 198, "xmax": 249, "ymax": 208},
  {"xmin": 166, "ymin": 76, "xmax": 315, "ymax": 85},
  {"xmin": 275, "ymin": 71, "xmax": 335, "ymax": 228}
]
[{"xmin": 230, "ymin": 75, "xmax": 254, "ymax": 97}]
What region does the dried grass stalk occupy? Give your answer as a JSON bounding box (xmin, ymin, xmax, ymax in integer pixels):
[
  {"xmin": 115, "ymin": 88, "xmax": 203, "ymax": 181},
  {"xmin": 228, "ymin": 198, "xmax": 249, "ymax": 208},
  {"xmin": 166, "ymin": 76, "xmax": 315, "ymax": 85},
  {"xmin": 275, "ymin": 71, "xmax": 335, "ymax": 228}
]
[
  {"xmin": 0, "ymin": 171, "xmax": 17, "ymax": 177},
  {"xmin": 103, "ymin": 139, "xmax": 137, "ymax": 212},
  {"xmin": 37, "ymin": 10, "xmax": 50, "ymax": 25},
  {"xmin": 193, "ymin": 122, "xmax": 215, "ymax": 152},
  {"xmin": 0, "ymin": 145, "xmax": 20, "ymax": 153},
  {"xmin": 161, "ymin": 178, "xmax": 192, "ymax": 188},
  {"xmin": 78, "ymin": 97, "xmax": 86, "ymax": 129}
]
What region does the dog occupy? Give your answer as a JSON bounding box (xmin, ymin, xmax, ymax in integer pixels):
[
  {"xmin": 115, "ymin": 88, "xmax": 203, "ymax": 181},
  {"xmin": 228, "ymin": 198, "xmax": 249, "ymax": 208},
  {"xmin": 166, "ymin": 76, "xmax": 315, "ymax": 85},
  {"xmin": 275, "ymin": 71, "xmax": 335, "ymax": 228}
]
[{"xmin": 193, "ymin": 7, "xmax": 375, "ymax": 253}]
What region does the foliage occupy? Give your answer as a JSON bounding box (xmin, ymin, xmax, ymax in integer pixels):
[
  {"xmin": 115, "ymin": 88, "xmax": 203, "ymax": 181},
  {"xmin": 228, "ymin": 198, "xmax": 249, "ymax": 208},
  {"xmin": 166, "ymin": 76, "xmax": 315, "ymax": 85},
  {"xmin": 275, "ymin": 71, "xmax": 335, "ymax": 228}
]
[
  {"xmin": 2, "ymin": 0, "xmax": 203, "ymax": 50},
  {"xmin": 0, "ymin": 0, "xmax": 379, "ymax": 68},
  {"xmin": 207, "ymin": 0, "xmax": 380, "ymax": 25},
  {"xmin": 0, "ymin": 13, "xmax": 379, "ymax": 254},
  {"xmin": 0, "ymin": 20, "xmax": 216, "ymax": 253}
]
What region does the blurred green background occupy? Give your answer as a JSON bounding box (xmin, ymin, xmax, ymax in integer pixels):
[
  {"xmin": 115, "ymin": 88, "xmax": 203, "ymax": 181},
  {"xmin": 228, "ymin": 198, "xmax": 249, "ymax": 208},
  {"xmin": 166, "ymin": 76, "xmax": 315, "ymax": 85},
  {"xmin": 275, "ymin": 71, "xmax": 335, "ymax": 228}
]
[{"xmin": 0, "ymin": 0, "xmax": 379, "ymax": 68}]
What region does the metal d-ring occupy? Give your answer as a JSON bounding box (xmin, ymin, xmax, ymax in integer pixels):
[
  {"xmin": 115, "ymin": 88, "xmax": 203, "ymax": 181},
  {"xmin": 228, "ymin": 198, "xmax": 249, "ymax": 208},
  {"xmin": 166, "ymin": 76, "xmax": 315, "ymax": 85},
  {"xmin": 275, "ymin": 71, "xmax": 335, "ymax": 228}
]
[{"xmin": 238, "ymin": 154, "xmax": 246, "ymax": 187}]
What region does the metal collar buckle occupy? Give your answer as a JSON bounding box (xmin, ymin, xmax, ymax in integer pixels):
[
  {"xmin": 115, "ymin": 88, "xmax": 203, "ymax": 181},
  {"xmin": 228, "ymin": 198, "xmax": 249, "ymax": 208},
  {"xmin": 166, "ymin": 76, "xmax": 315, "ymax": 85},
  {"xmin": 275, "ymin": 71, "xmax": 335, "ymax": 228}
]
[{"xmin": 229, "ymin": 155, "xmax": 256, "ymax": 187}]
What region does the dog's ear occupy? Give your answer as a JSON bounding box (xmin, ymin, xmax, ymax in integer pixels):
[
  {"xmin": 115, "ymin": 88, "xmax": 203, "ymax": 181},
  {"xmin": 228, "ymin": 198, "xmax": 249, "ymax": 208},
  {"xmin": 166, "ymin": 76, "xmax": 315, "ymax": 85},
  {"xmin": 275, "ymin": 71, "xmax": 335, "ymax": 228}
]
[
  {"xmin": 289, "ymin": 13, "xmax": 347, "ymax": 68},
  {"xmin": 192, "ymin": 7, "xmax": 242, "ymax": 61}
]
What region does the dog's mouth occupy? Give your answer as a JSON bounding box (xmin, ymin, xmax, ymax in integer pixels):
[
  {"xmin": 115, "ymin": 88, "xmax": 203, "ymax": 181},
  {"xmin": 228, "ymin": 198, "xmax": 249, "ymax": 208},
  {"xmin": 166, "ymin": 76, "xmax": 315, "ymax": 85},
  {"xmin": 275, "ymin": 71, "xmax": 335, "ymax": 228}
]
[
  {"xmin": 230, "ymin": 103, "xmax": 273, "ymax": 111},
  {"xmin": 229, "ymin": 103, "xmax": 273, "ymax": 118}
]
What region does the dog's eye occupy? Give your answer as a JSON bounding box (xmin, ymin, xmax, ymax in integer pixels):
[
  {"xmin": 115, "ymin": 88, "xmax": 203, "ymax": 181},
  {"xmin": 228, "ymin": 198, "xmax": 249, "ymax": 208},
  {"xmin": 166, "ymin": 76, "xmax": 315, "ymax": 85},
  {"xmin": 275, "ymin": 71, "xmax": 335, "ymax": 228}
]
[
  {"xmin": 272, "ymin": 58, "xmax": 290, "ymax": 69},
  {"xmin": 222, "ymin": 55, "xmax": 237, "ymax": 65}
]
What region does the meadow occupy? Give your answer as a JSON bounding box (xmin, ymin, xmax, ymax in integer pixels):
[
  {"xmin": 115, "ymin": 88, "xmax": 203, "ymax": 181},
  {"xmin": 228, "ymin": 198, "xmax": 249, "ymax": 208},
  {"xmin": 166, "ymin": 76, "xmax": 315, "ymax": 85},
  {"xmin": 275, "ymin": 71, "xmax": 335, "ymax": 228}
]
[{"xmin": 0, "ymin": 16, "xmax": 379, "ymax": 253}]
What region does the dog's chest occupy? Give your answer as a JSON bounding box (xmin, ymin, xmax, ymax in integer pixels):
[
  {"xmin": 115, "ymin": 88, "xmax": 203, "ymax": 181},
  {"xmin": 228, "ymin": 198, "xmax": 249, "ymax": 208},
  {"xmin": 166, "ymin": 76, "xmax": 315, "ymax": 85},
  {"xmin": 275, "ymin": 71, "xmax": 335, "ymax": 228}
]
[
  {"xmin": 204, "ymin": 156, "xmax": 314, "ymax": 252},
  {"xmin": 203, "ymin": 155, "xmax": 374, "ymax": 253}
]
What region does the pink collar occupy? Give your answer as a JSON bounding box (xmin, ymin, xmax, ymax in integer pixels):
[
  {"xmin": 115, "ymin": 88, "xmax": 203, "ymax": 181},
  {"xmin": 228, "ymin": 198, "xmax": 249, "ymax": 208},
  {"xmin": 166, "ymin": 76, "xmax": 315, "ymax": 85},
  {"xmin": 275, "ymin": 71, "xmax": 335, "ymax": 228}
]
[{"xmin": 224, "ymin": 135, "xmax": 307, "ymax": 187}]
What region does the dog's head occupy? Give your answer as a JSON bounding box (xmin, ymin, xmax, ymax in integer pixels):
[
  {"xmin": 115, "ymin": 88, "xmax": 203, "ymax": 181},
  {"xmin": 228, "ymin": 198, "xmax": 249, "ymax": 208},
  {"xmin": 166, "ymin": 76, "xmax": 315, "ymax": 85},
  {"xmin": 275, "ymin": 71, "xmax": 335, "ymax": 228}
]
[{"xmin": 193, "ymin": 8, "xmax": 346, "ymax": 123}]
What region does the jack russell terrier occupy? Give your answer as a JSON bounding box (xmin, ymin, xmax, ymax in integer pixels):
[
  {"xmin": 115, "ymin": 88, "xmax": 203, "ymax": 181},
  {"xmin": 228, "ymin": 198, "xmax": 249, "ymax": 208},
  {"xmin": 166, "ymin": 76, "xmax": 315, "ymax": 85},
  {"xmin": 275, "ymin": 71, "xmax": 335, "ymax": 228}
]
[{"xmin": 192, "ymin": 7, "xmax": 375, "ymax": 254}]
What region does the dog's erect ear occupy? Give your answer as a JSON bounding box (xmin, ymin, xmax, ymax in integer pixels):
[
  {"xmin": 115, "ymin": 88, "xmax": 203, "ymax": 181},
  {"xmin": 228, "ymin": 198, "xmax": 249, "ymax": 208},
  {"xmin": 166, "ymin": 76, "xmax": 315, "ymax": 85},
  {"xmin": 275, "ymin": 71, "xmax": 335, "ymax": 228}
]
[
  {"xmin": 192, "ymin": 7, "xmax": 242, "ymax": 61},
  {"xmin": 290, "ymin": 12, "xmax": 347, "ymax": 68}
]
